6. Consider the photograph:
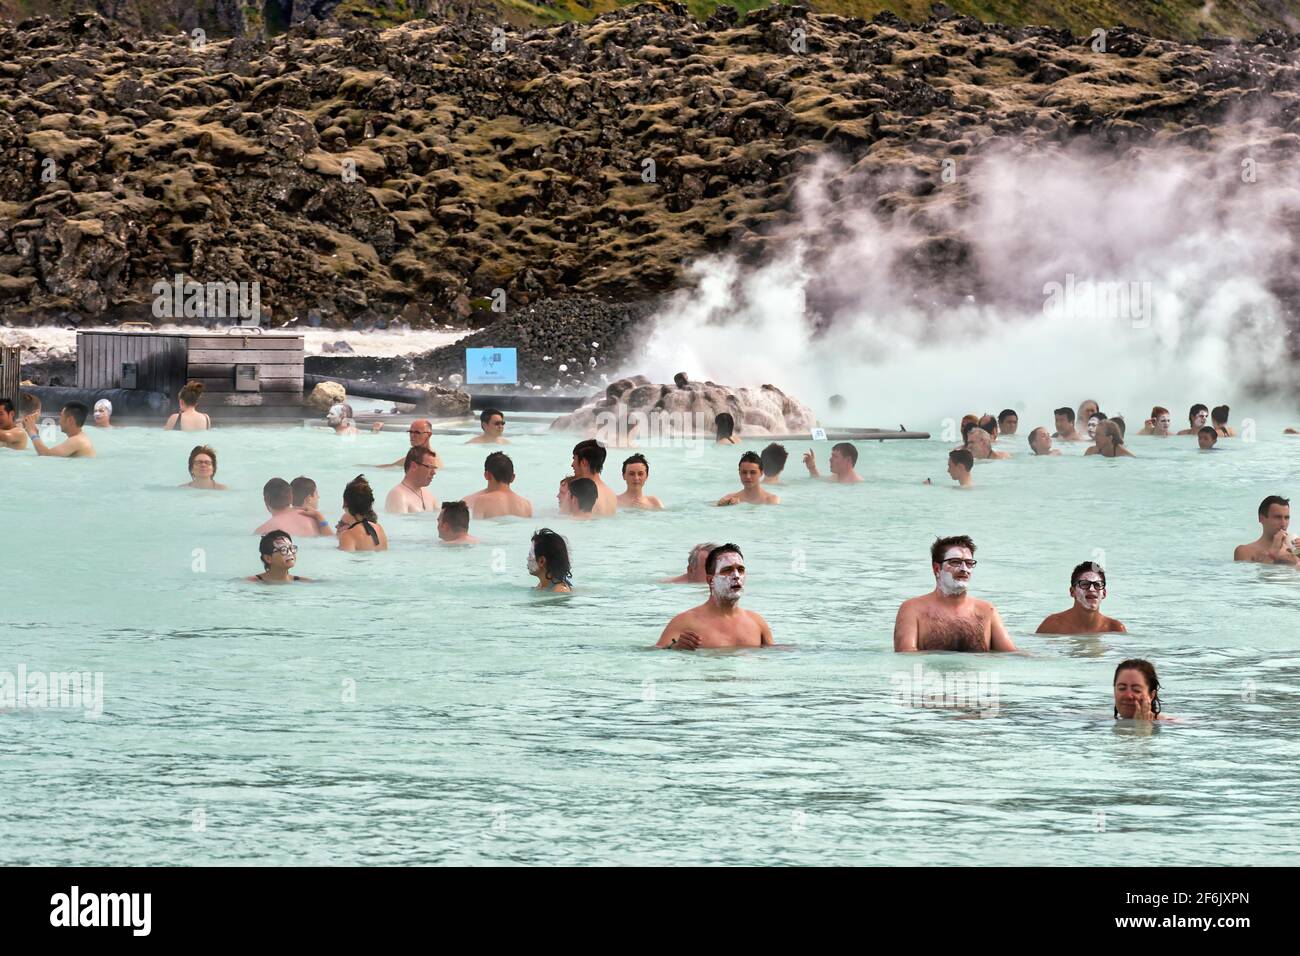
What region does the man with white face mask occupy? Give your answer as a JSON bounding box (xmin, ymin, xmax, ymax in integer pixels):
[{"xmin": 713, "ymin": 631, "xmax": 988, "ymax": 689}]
[
  {"xmin": 656, "ymin": 544, "xmax": 774, "ymax": 650},
  {"xmin": 1035, "ymin": 562, "xmax": 1127, "ymax": 634},
  {"xmin": 893, "ymin": 536, "xmax": 1017, "ymax": 652}
]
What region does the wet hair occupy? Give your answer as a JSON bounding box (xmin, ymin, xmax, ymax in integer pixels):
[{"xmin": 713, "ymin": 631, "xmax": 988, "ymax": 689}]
[
  {"xmin": 1150, "ymin": 406, "xmax": 1170, "ymax": 419},
  {"xmin": 0, "ymin": 398, "xmax": 13, "ymax": 415},
  {"xmin": 1188, "ymin": 403, "xmax": 1209, "ymax": 422},
  {"xmin": 568, "ymin": 477, "xmax": 598, "ymax": 513},
  {"xmin": 760, "ymin": 442, "xmax": 789, "ymax": 476},
  {"xmin": 343, "ymin": 475, "xmax": 377, "ymax": 522},
  {"xmin": 1113, "ymin": 658, "xmax": 1161, "ymax": 718},
  {"xmin": 1097, "ymin": 420, "xmax": 1124, "ymax": 445},
  {"xmin": 1088, "ymin": 412, "xmax": 1108, "ymax": 424},
  {"xmin": 188, "ymin": 444, "xmax": 217, "ymax": 476},
  {"xmin": 714, "ymin": 412, "xmax": 736, "ymax": 439},
  {"xmin": 930, "ymin": 534, "xmax": 976, "ymax": 566},
  {"xmin": 62, "ymin": 402, "xmax": 88, "ymax": 427},
  {"xmin": 179, "ymin": 380, "xmax": 204, "ymax": 407},
  {"xmin": 977, "ymin": 415, "xmax": 997, "ymax": 435},
  {"xmin": 997, "ymin": 408, "xmax": 1018, "ymax": 425},
  {"xmin": 687, "ymin": 542, "xmax": 719, "ymax": 573},
  {"xmin": 739, "ymin": 450, "xmax": 762, "ymax": 470},
  {"xmin": 290, "ymin": 476, "xmax": 316, "ymax": 507},
  {"xmin": 405, "ymin": 445, "xmax": 436, "ymax": 472},
  {"xmin": 531, "ymin": 528, "xmax": 572, "ymax": 583},
  {"xmin": 960, "ymin": 414, "xmax": 978, "ymax": 430},
  {"xmin": 480, "ymin": 407, "xmax": 504, "ymax": 426},
  {"xmin": 1071, "ymin": 561, "xmax": 1106, "ymax": 589},
  {"xmin": 1211, "ymin": 404, "xmax": 1230, "ymax": 425},
  {"xmin": 832, "ymin": 441, "xmax": 859, "ymax": 466},
  {"xmin": 258, "ymin": 530, "xmax": 293, "ymax": 568},
  {"xmin": 1053, "ymin": 406, "xmax": 1075, "ymax": 424},
  {"xmin": 1198, "ymin": 425, "xmax": 1218, "ymax": 441},
  {"xmin": 948, "ymin": 448, "xmax": 974, "ymax": 471},
  {"xmin": 705, "ymin": 542, "xmax": 744, "ymax": 575},
  {"xmin": 484, "ymin": 450, "xmax": 515, "ymax": 483},
  {"xmin": 621, "ymin": 452, "xmax": 649, "ymax": 476},
  {"xmin": 1258, "ymin": 495, "xmax": 1290, "ymax": 517},
  {"xmin": 263, "ymin": 477, "xmax": 292, "ymax": 510},
  {"xmin": 572, "ymin": 438, "xmax": 606, "ymax": 474},
  {"xmin": 1110, "ymin": 415, "xmax": 1127, "ymax": 438},
  {"xmin": 1027, "ymin": 426, "xmax": 1048, "ymax": 450},
  {"xmin": 440, "ymin": 500, "xmax": 470, "ymax": 533}
]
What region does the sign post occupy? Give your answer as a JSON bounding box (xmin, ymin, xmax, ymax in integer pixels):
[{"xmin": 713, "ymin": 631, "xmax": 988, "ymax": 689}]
[{"xmin": 465, "ymin": 348, "xmax": 518, "ymax": 386}]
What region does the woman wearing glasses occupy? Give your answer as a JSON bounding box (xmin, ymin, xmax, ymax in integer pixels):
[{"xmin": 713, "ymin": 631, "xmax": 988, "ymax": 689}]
[
  {"xmin": 249, "ymin": 531, "xmax": 312, "ymax": 584},
  {"xmin": 1035, "ymin": 562, "xmax": 1127, "ymax": 634}
]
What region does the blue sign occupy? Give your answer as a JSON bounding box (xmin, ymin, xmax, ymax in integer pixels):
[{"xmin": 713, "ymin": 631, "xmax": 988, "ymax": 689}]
[{"xmin": 465, "ymin": 347, "xmax": 518, "ymax": 385}]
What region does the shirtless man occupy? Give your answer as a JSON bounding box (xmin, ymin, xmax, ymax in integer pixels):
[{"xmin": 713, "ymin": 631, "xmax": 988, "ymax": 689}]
[
  {"xmin": 760, "ymin": 443, "xmax": 788, "ymax": 484},
  {"xmin": 1035, "ymin": 562, "xmax": 1127, "ymax": 634},
  {"xmin": 23, "ymin": 402, "xmax": 96, "ymax": 458},
  {"xmin": 893, "ymin": 535, "xmax": 1018, "ymax": 652},
  {"xmin": 571, "ymin": 439, "xmax": 617, "ymax": 516},
  {"xmin": 1177, "ymin": 404, "xmax": 1210, "ymax": 436},
  {"xmin": 369, "ymin": 419, "xmax": 439, "ymax": 469},
  {"xmin": 325, "ymin": 403, "xmax": 358, "ymax": 436},
  {"xmin": 718, "ymin": 451, "xmax": 780, "ymax": 506},
  {"xmin": 656, "ymin": 544, "xmax": 774, "ymax": 650},
  {"xmin": 254, "ymin": 477, "xmax": 322, "ymax": 537},
  {"xmin": 463, "ymin": 451, "xmax": 533, "ymax": 519},
  {"xmin": 964, "ymin": 425, "xmax": 1008, "ymax": 460},
  {"xmin": 290, "ymin": 476, "xmax": 334, "ymax": 537},
  {"xmin": 437, "ymin": 501, "xmax": 479, "ymax": 545},
  {"xmin": 997, "ymin": 409, "xmax": 1019, "ymax": 437},
  {"xmin": 1233, "ymin": 495, "xmax": 1299, "ymax": 566},
  {"xmin": 0, "ymin": 398, "xmax": 29, "ymax": 451},
  {"xmin": 1197, "ymin": 426, "xmax": 1219, "ymax": 450},
  {"xmin": 925, "ymin": 448, "xmax": 974, "ymax": 487},
  {"xmin": 617, "ymin": 453, "xmax": 664, "ymax": 510},
  {"xmin": 466, "ymin": 407, "xmax": 509, "ymax": 445},
  {"xmin": 1052, "ymin": 407, "xmax": 1086, "ymax": 442},
  {"xmin": 385, "ymin": 446, "xmax": 440, "ymax": 514},
  {"xmin": 661, "ymin": 542, "xmax": 718, "ymax": 584},
  {"xmin": 564, "ymin": 477, "xmax": 598, "ymax": 520},
  {"xmin": 1027, "ymin": 426, "xmax": 1061, "ymax": 456},
  {"xmin": 803, "ymin": 442, "xmax": 864, "ymax": 482}
]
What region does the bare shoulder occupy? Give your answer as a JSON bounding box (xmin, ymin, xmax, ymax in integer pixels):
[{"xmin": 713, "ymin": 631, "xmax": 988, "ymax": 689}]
[{"xmin": 1035, "ymin": 612, "xmax": 1066, "ymax": 633}]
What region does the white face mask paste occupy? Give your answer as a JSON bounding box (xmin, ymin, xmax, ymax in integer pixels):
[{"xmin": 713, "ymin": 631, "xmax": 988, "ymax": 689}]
[
  {"xmin": 526, "ymin": 543, "xmax": 539, "ymax": 575},
  {"xmin": 937, "ymin": 549, "xmax": 971, "ymax": 595},
  {"xmin": 711, "ymin": 554, "xmax": 745, "ymax": 600}
]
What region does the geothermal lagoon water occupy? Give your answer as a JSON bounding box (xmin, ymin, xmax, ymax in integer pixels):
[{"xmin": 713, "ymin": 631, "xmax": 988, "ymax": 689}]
[{"xmin": 2, "ymin": 420, "xmax": 1299, "ymax": 864}]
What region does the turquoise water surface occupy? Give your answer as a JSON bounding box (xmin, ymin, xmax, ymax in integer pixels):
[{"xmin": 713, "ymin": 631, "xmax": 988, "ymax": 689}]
[{"xmin": 2, "ymin": 417, "xmax": 1299, "ymax": 865}]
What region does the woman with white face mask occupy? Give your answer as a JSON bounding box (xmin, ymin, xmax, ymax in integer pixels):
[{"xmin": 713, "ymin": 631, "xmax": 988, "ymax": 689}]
[{"xmin": 527, "ymin": 528, "xmax": 572, "ymax": 592}]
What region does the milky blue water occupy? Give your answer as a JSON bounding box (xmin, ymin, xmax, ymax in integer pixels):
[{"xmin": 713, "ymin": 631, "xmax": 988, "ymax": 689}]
[{"xmin": 2, "ymin": 418, "xmax": 1299, "ymax": 864}]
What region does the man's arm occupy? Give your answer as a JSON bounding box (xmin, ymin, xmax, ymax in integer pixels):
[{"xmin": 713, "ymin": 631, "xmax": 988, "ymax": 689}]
[
  {"xmin": 655, "ymin": 614, "xmax": 701, "ymax": 650},
  {"xmin": 28, "ymin": 430, "xmax": 78, "ymax": 458},
  {"xmin": 893, "ymin": 601, "xmax": 919, "ymax": 652},
  {"xmin": 754, "ymin": 612, "xmax": 774, "ymax": 646},
  {"xmin": 803, "ymin": 449, "xmax": 821, "ymax": 477},
  {"xmin": 988, "ymin": 606, "xmax": 1018, "ymax": 651}
]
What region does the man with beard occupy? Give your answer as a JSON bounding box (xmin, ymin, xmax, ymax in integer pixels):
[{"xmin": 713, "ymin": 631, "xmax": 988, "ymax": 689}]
[
  {"xmin": 1035, "ymin": 562, "xmax": 1127, "ymax": 634},
  {"xmin": 893, "ymin": 535, "xmax": 1018, "ymax": 652},
  {"xmin": 656, "ymin": 544, "xmax": 774, "ymax": 650}
]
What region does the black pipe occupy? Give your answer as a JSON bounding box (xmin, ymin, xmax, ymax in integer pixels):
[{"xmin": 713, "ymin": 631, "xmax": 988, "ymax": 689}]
[
  {"xmin": 25, "ymin": 386, "xmax": 170, "ymax": 417},
  {"xmin": 470, "ymin": 393, "xmax": 589, "ymax": 412}
]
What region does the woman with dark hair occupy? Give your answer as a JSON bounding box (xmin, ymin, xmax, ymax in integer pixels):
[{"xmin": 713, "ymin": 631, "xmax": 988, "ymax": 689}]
[
  {"xmin": 337, "ymin": 475, "xmax": 388, "ymax": 552},
  {"xmin": 527, "ymin": 528, "xmax": 572, "ymax": 592},
  {"xmin": 164, "ymin": 380, "xmax": 212, "ymax": 431},
  {"xmin": 714, "ymin": 411, "xmax": 739, "ymax": 445},
  {"xmin": 248, "ymin": 531, "xmax": 311, "ymax": 583},
  {"xmin": 1113, "ymin": 659, "xmax": 1170, "ymax": 721},
  {"xmin": 181, "ymin": 444, "xmax": 227, "ymax": 490}
]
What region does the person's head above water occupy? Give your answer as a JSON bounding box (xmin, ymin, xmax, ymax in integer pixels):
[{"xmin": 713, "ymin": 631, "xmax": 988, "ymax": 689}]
[
  {"xmin": 1077, "ymin": 399, "xmax": 1100, "ymax": 424},
  {"xmin": 0, "ymin": 398, "xmax": 15, "ymax": 428},
  {"xmin": 290, "ymin": 476, "xmax": 317, "ymax": 508},
  {"xmin": 714, "ymin": 412, "xmax": 736, "ymax": 441},
  {"xmin": 1028, "ymin": 426, "xmax": 1054, "ymax": 455},
  {"xmin": 977, "ymin": 414, "xmax": 998, "ymax": 438},
  {"xmin": 1197, "ymin": 425, "xmax": 1218, "ymax": 449},
  {"xmin": 1187, "ymin": 403, "xmax": 1209, "ymax": 429},
  {"xmin": 621, "ymin": 452, "xmax": 650, "ymax": 487},
  {"xmin": 343, "ymin": 475, "xmax": 377, "ymax": 521},
  {"xmin": 738, "ymin": 450, "xmax": 762, "ymax": 486},
  {"xmin": 404, "ymin": 445, "xmax": 438, "ymax": 486},
  {"xmin": 528, "ymin": 528, "xmax": 572, "ymax": 584},
  {"xmin": 704, "ymin": 543, "xmax": 745, "ymax": 604},
  {"xmin": 1149, "ymin": 406, "xmax": 1172, "ymax": 434},
  {"xmin": 964, "ymin": 426, "xmax": 993, "ymax": 459},
  {"xmin": 567, "ymin": 477, "xmax": 598, "ymax": 515},
  {"xmin": 1053, "ymin": 406, "xmax": 1076, "ymax": 431},
  {"xmin": 93, "ymin": 398, "xmax": 113, "ymax": 427},
  {"xmin": 1086, "ymin": 412, "xmax": 1108, "ymax": 440},
  {"xmin": 571, "ymin": 439, "xmax": 606, "ymax": 477},
  {"xmin": 930, "ymin": 534, "xmax": 976, "ymax": 597},
  {"xmin": 685, "ymin": 542, "xmax": 719, "ymax": 583},
  {"xmin": 438, "ymin": 500, "xmax": 471, "ymax": 540},
  {"xmin": 484, "ymin": 450, "xmax": 515, "ymax": 485},
  {"xmin": 61, "ymin": 402, "xmax": 88, "ymax": 432},
  {"xmin": 829, "ymin": 442, "xmax": 859, "ymax": 475},
  {"xmin": 179, "ymin": 380, "xmax": 204, "ymax": 410},
  {"xmin": 1095, "ymin": 420, "xmax": 1124, "ymax": 452},
  {"xmin": 258, "ymin": 530, "xmax": 297, "ymax": 571},
  {"xmin": 407, "ymin": 419, "xmax": 432, "ymax": 447},
  {"xmin": 263, "ymin": 477, "xmax": 292, "ymax": 512},
  {"xmin": 760, "ymin": 442, "xmax": 788, "ymax": 478},
  {"xmin": 188, "ymin": 445, "xmax": 217, "ymax": 478},
  {"xmin": 1110, "ymin": 415, "xmax": 1127, "ymax": 439},
  {"xmin": 1070, "ymin": 561, "xmax": 1108, "ymax": 611},
  {"xmin": 1113, "ymin": 658, "xmax": 1161, "ymax": 719},
  {"xmin": 947, "ymin": 448, "xmax": 974, "ymax": 479},
  {"xmin": 480, "ymin": 407, "xmax": 505, "ymax": 437},
  {"xmin": 1257, "ymin": 495, "xmax": 1290, "ymax": 536},
  {"xmin": 997, "ymin": 408, "xmax": 1019, "ymax": 435},
  {"xmin": 1211, "ymin": 404, "xmax": 1230, "ymax": 427}
]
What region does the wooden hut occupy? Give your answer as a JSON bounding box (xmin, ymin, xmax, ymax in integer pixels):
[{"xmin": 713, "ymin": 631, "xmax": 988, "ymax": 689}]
[{"xmin": 0, "ymin": 345, "xmax": 19, "ymax": 412}]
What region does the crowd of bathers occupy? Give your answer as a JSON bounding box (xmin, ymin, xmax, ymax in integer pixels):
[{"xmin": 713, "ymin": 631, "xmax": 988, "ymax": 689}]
[{"xmin": 5, "ymin": 383, "xmax": 1298, "ymax": 725}]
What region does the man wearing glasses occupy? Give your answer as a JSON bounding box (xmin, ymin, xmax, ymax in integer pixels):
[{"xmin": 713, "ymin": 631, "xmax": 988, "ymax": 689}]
[
  {"xmin": 1034, "ymin": 562, "xmax": 1127, "ymax": 634},
  {"xmin": 466, "ymin": 408, "xmax": 509, "ymax": 445},
  {"xmin": 893, "ymin": 535, "xmax": 1018, "ymax": 652},
  {"xmin": 369, "ymin": 419, "xmax": 442, "ymax": 470},
  {"xmin": 384, "ymin": 446, "xmax": 440, "ymax": 514}
]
